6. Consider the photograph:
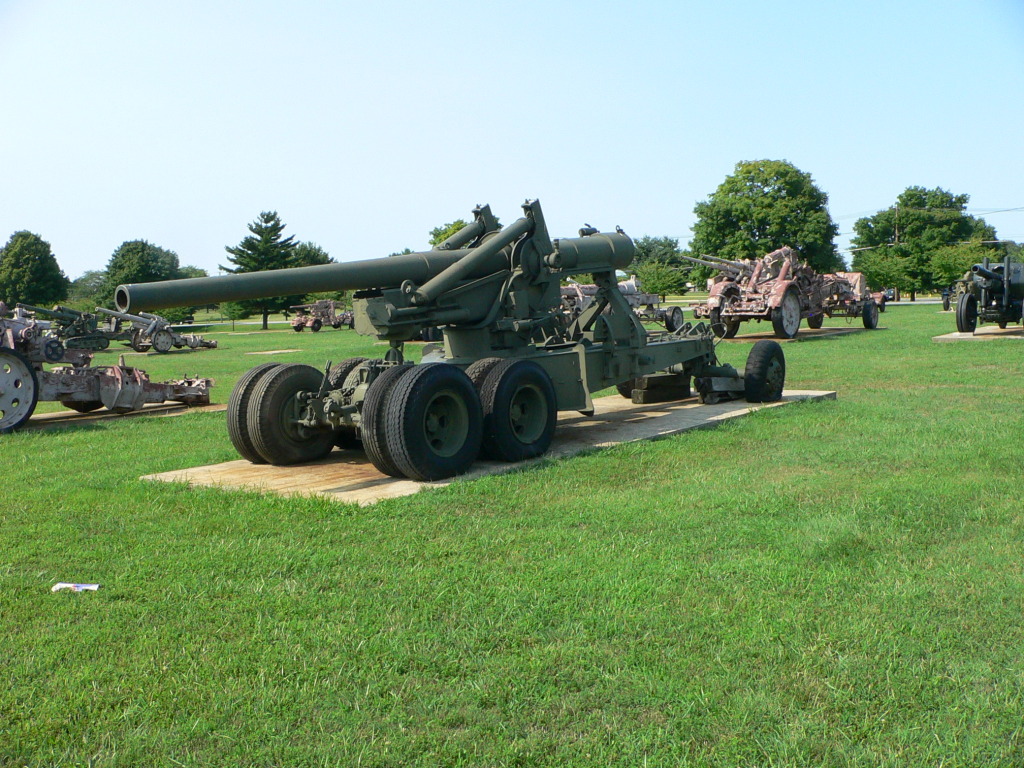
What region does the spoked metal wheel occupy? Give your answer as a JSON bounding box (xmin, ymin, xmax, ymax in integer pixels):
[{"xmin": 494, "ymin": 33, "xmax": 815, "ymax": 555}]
[
  {"xmin": 771, "ymin": 290, "xmax": 801, "ymax": 339},
  {"xmin": 151, "ymin": 329, "xmax": 174, "ymax": 353},
  {"xmin": 955, "ymin": 293, "xmax": 978, "ymax": 334},
  {"xmin": 479, "ymin": 359, "xmax": 557, "ymax": 462},
  {"xmin": 383, "ymin": 363, "xmax": 482, "ymax": 481},
  {"xmin": 227, "ymin": 363, "xmax": 282, "ymax": 463},
  {"xmin": 247, "ymin": 364, "xmax": 336, "ymax": 464},
  {"xmin": 744, "ymin": 340, "xmax": 786, "ymax": 403},
  {"xmin": 0, "ymin": 349, "xmax": 39, "ymax": 433}
]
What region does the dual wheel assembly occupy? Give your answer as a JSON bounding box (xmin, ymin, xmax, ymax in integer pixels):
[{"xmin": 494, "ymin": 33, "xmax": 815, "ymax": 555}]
[{"xmin": 226, "ymin": 359, "xmax": 558, "ymax": 482}]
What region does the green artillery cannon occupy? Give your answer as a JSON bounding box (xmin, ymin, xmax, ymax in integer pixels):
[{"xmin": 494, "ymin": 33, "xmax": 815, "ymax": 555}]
[
  {"xmin": 116, "ymin": 200, "xmax": 787, "ymax": 481},
  {"xmin": 955, "ymin": 255, "xmax": 1024, "ymax": 333},
  {"xmin": 15, "ymin": 304, "xmax": 114, "ymax": 351}
]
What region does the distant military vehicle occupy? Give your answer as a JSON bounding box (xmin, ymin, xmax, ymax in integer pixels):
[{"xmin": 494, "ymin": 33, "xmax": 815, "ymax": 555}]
[
  {"xmin": 685, "ymin": 247, "xmax": 881, "ymax": 339},
  {"xmin": 561, "ymin": 277, "xmax": 685, "ymax": 331},
  {"xmin": 955, "ymin": 255, "xmax": 1024, "ymax": 333},
  {"xmin": 290, "ymin": 300, "xmax": 354, "ymax": 332}
]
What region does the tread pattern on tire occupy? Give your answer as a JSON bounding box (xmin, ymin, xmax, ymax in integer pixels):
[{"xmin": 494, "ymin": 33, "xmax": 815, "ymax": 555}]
[
  {"xmin": 227, "ymin": 363, "xmax": 282, "ymax": 463},
  {"xmin": 247, "ymin": 364, "xmax": 335, "ymax": 465},
  {"xmin": 383, "ymin": 363, "xmax": 482, "ymax": 481},
  {"xmin": 464, "ymin": 357, "xmax": 503, "ymax": 391},
  {"xmin": 744, "ymin": 340, "xmax": 786, "ymax": 403},
  {"xmin": 361, "ymin": 364, "xmax": 415, "ymax": 477},
  {"xmin": 479, "ymin": 359, "xmax": 557, "ymax": 462}
]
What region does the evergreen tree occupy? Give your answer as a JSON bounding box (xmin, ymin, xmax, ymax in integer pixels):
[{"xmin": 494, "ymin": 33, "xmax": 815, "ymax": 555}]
[
  {"xmin": 0, "ymin": 231, "xmax": 70, "ymax": 306},
  {"xmin": 221, "ymin": 211, "xmax": 298, "ymax": 329}
]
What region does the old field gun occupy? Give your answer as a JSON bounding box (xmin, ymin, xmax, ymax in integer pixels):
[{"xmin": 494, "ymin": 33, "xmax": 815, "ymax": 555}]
[
  {"xmin": 686, "ymin": 247, "xmax": 880, "ymax": 339},
  {"xmin": 561, "ymin": 278, "xmax": 685, "ymax": 332},
  {"xmin": 15, "ymin": 303, "xmax": 117, "ymax": 352},
  {"xmin": 116, "ymin": 200, "xmax": 788, "ymax": 481},
  {"xmin": 289, "ymin": 300, "xmax": 354, "ymax": 332},
  {"xmin": 0, "ymin": 302, "xmax": 212, "ymax": 431},
  {"xmin": 95, "ymin": 308, "xmax": 217, "ymax": 352},
  {"xmin": 955, "ymin": 255, "xmax": 1024, "ymax": 333}
]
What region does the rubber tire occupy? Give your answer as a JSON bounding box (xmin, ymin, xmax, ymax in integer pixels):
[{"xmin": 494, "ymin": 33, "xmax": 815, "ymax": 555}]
[
  {"xmin": 362, "ymin": 364, "xmax": 415, "ymax": 477},
  {"xmin": 151, "ymin": 329, "xmax": 174, "ymax": 353},
  {"xmin": 998, "ymin": 321, "xmax": 1008, "ymax": 329},
  {"xmin": 227, "ymin": 363, "xmax": 282, "ymax": 463},
  {"xmin": 479, "ymin": 360, "xmax": 557, "ymax": 462},
  {"xmin": 247, "ymin": 364, "xmax": 335, "ymax": 465},
  {"xmin": 130, "ymin": 331, "xmax": 150, "ymax": 352},
  {"xmin": 807, "ymin": 314, "xmax": 824, "ymax": 329},
  {"xmin": 942, "ymin": 294, "xmax": 951, "ymax": 312},
  {"xmin": 327, "ymin": 357, "xmax": 367, "ymax": 449},
  {"xmin": 710, "ymin": 307, "xmax": 740, "ymax": 338},
  {"xmin": 862, "ymin": 300, "xmax": 879, "ymax": 330},
  {"xmin": 956, "ymin": 293, "xmax": 978, "ymax": 334},
  {"xmin": 310, "ymin": 319, "xmax": 322, "ymax": 333},
  {"xmin": 616, "ymin": 379, "xmax": 636, "ymax": 399},
  {"xmin": 665, "ymin": 306, "xmax": 684, "ymax": 332},
  {"xmin": 0, "ymin": 348, "xmax": 39, "ymax": 433},
  {"xmin": 328, "ymin": 357, "xmax": 367, "ymax": 389},
  {"xmin": 293, "ymin": 325, "xmax": 303, "ymax": 332},
  {"xmin": 63, "ymin": 401, "xmax": 104, "ymax": 413},
  {"xmin": 878, "ymin": 299, "xmax": 886, "ymax": 313},
  {"xmin": 383, "ymin": 363, "xmax": 482, "ymax": 481},
  {"xmin": 464, "ymin": 357, "xmax": 503, "ymax": 391},
  {"xmin": 771, "ymin": 290, "xmax": 801, "ymax": 339},
  {"xmin": 744, "ymin": 340, "xmax": 785, "ymax": 403},
  {"xmin": 722, "ymin": 318, "xmax": 740, "ymax": 338}
]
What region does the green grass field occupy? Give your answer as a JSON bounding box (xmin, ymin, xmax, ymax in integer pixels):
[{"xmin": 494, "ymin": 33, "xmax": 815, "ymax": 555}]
[{"xmin": 3, "ymin": 305, "xmax": 1023, "ymax": 767}]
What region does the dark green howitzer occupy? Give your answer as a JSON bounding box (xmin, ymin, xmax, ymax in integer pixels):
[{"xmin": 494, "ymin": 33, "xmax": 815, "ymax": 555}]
[
  {"xmin": 15, "ymin": 303, "xmax": 112, "ymax": 351},
  {"xmin": 955, "ymin": 255, "xmax": 1024, "ymax": 333},
  {"xmin": 116, "ymin": 200, "xmax": 787, "ymax": 481}
]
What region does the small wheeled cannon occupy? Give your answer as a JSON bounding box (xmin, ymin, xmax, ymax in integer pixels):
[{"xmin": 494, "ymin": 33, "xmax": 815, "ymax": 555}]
[
  {"xmin": 955, "ymin": 255, "xmax": 1024, "ymax": 333},
  {"xmin": 561, "ymin": 278, "xmax": 685, "ymax": 331},
  {"xmin": 116, "ymin": 200, "xmax": 789, "ymax": 481},
  {"xmin": 95, "ymin": 308, "xmax": 217, "ymax": 352},
  {"xmin": 289, "ymin": 300, "xmax": 354, "ymax": 332},
  {"xmin": 686, "ymin": 247, "xmax": 880, "ymax": 339}
]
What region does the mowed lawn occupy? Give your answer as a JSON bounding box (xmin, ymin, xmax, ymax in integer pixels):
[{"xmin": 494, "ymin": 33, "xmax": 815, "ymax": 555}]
[{"xmin": 2, "ymin": 306, "xmax": 1023, "ymax": 767}]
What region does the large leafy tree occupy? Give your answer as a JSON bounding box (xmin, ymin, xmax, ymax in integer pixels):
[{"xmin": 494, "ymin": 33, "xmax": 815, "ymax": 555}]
[
  {"xmin": 851, "ymin": 187, "xmax": 997, "ymax": 297},
  {"xmin": 690, "ymin": 159, "xmax": 841, "ymax": 273},
  {"xmin": 104, "ymin": 240, "xmax": 181, "ymax": 294},
  {"xmin": 632, "ymin": 236, "xmax": 683, "ymax": 268},
  {"xmin": 221, "ymin": 211, "xmax": 298, "ymax": 329},
  {"xmin": 0, "ymin": 231, "xmax": 70, "ymax": 306}
]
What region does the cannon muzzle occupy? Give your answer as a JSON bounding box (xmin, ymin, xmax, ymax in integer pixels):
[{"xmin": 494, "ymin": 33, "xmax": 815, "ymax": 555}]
[
  {"xmin": 971, "ymin": 263, "xmax": 1003, "ymax": 283},
  {"xmin": 680, "ymin": 254, "xmax": 743, "ymax": 274}
]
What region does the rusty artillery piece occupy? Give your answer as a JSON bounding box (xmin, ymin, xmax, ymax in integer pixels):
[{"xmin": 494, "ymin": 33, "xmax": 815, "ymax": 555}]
[
  {"xmin": 290, "ymin": 300, "xmax": 354, "ymax": 332},
  {"xmin": 115, "ymin": 200, "xmax": 788, "ymax": 481},
  {"xmin": 0, "ymin": 302, "xmax": 212, "ymax": 432},
  {"xmin": 94, "ymin": 308, "xmax": 217, "ymax": 353},
  {"xmin": 686, "ymin": 247, "xmax": 881, "ymax": 339}
]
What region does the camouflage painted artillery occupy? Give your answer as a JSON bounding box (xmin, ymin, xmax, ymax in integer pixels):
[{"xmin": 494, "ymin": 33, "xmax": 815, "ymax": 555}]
[
  {"xmin": 0, "ymin": 302, "xmax": 212, "ymax": 432},
  {"xmin": 115, "ymin": 200, "xmax": 788, "ymax": 481},
  {"xmin": 290, "ymin": 300, "xmax": 354, "ymax": 332},
  {"xmin": 685, "ymin": 247, "xmax": 881, "ymax": 339},
  {"xmin": 955, "ymin": 255, "xmax": 1024, "ymax": 333}
]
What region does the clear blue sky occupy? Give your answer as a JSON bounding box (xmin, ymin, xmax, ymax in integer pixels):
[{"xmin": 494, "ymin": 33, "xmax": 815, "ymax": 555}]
[{"xmin": 2, "ymin": 0, "xmax": 1022, "ymax": 279}]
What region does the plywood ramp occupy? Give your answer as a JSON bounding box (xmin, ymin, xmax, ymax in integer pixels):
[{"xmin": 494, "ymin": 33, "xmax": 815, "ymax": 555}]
[
  {"xmin": 720, "ymin": 327, "xmax": 881, "ymax": 343},
  {"xmin": 143, "ymin": 390, "xmax": 835, "ymax": 506},
  {"xmin": 933, "ymin": 326, "xmax": 1024, "ymax": 342}
]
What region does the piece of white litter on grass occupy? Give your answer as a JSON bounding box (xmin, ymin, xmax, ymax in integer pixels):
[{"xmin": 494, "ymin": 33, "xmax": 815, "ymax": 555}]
[{"xmin": 51, "ymin": 583, "xmax": 100, "ymax": 592}]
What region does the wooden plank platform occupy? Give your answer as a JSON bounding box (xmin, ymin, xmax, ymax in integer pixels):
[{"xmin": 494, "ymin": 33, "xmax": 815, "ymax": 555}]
[
  {"xmin": 933, "ymin": 326, "xmax": 1024, "ymax": 342},
  {"xmin": 25, "ymin": 403, "xmax": 227, "ymax": 431},
  {"xmin": 719, "ymin": 326, "xmax": 883, "ymax": 343},
  {"xmin": 143, "ymin": 390, "xmax": 836, "ymax": 506}
]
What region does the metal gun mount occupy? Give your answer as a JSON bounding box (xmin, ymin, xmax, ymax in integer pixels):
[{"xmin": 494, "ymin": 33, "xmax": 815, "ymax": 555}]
[
  {"xmin": 116, "ymin": 200, "xmax": 789, "ymax": 481},
  {"xmin": 955, "ymin": 255, "xmax": 1024, "ymax": 333}
]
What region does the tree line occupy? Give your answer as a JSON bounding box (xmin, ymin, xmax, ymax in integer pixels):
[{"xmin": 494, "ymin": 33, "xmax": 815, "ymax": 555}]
[{"xmin": 3, "ymin": 167, "xmax": 1017, "ymax": 317}]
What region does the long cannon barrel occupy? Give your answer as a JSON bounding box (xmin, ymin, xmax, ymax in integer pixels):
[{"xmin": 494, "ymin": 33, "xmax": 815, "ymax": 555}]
[
  {"xmin": 699, "ymin": 253, "xmax": 751, "ymax": 270},
  {"xmin": 16, "ymin": 303, "xmax": 84, "ymax": 321},
  {"xmin": 117, "ymin": 224, "xmax": 635, "ymax": 314},
  {"xmin": 680, "ymin": 254, "xmax": 743, "ymax": 273}
]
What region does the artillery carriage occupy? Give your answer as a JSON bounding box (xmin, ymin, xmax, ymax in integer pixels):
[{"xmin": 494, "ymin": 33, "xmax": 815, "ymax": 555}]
[
  {"xmin": 95, "ymin": 308, "xmax": 217, "ymax": 353},
  {"xmin": 0, "ymin": 302, "xmax": 212, "ymax": 431},
  {"xmin": 290, "ymin": 300, "xmax": 354, "ymax": 332},
  {"xmin": 561, "ymin": 277, "xmax": 685, "ymax": 332},
  {"xmin": 116, "ymin": 200, "xmax": 789, "ymax": 481},
  {"xmin": 686, "ymin": 247, "xmax": 881, "ymax": 339},
  {"xmin": 954, "ymin": 255, "xmax": 1024, "ymax": 333}
]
